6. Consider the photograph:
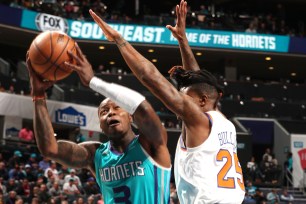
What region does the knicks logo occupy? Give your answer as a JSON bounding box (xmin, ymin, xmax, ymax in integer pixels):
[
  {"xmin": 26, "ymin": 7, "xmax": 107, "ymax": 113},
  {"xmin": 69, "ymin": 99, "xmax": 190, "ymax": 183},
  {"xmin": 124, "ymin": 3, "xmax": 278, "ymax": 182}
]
[{"xmin": 35, "ymin": 13, "xmax": 68, "ymax": 33}]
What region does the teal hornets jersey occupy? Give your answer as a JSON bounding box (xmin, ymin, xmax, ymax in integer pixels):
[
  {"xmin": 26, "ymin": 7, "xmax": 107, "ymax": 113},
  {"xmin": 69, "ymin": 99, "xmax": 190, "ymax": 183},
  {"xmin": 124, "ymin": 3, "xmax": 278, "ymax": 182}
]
[{"xmin": 94, "ymin": 136, "xmax": 171, "ymax": 204}]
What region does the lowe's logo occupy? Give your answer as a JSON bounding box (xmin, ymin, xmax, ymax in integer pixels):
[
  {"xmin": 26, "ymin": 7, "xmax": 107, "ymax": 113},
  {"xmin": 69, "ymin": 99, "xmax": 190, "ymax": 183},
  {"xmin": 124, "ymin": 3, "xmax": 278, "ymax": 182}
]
[
  {"xmin": 35, "ymin": 13, "xmax": 68, "ymax": 33},
  {"xmin": 55, "ymin": 106, "xmax": 86, "ymax": 126}
]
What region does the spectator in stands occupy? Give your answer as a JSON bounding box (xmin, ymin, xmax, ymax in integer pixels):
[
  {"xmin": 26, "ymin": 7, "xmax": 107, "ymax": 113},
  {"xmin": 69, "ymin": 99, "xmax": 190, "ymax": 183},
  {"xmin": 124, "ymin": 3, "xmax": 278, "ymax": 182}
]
[
  {"xmin": 20, "ymin": 178, "xmax": 31, "ymax": 203},
  {"xmin": 245, "ymin": 180, "xmax": 257, "ymax": 197},
  {"xmin": 29, "ymin": 162, "xmax": 39, "ymax": 179},
  {"xmin": 6, "ymin": 178, "xmax": 22, "ymax": 195},
  {"xmin": 63, "ymin": 178, "xmax": 80, "ymax": 203},
  {"xmin": 270, "ymin": 153, "xmax": 281, "ymax": 184},
  {"xmin": 253, "ymin": 188, "xmax": 267, "ymax": 204},
  {"xmin": 49, "ymin": 181, "xmax": 64, "ymax": 203},
  {"xmin": 26, "ymin": 153, "xmax": 38, "ymax": 166},
  {"xmin": 87, "ymin": 195, "xmax": 95, "ymax": 204},
  {"xmin": 46, "ymin": 174, "xmax": 57, "ymax": 190},
  {"xmin": 245, "ymin": 22, "xmax": 257, "ymax": 33},
  {"xmin": 6, "ymin": 84, "xmax": 15, "ymax": 94},
  {"xmin": 260, "ymin": 154, "xmax": 272, "ymax": 183},
  {"xmin": 283, "ymin": 152, "xmax": 293, "ymax": 187},
  {"xmin": 7, "ymin": 150, "xmax": 22, "ymax": 168},
  {"xmin": 38, "ymin": 157, "xmax": 50, "ymax": 171},
  {"xmin": 30, "ymin": 186, "xmax": 40, "ymax": 202},
  {"xmin": 243, "ymin": 191, "xmax": 256, "ymax": 204},
  {"xmin": 280, "ymin": 188, "xmax": 294, "ymax": 204},
  {"xmin": 6, "ymin": 190, "xmax": 18, "ymax": 204},
  {"xmin": 73, "ymin": 127, "xmax": 86, "ymax": 143},
  {"xmin": 266, "ymin": 188, "xmax": 280, "ymax": 204},
  {"xmin": 0, "ymin": 162, "xmax": 9, "ymax": 180},
  {"xmin": 24, "ymin": 164, "xmax": 37, "ymax": 183},
  {"xmin": 0, "ymin": 177, "xmax": 8, "ymax": 198},
  {"xmin": 246, "ymin": 156, "xmax": 260, "ymax": 182},
  {"xmin": 83, "ymin": 177, "xmax": 100, "ymax": 197},
  {"xmin": 44, "ymin": 160, "xmax": 59, "ymax": 181},
  {"xmin": 0, "ymin": 82, "xmax": 5, "ymax": 92},
  {"xmin": 18, "ymin": 125, "xmax": 34, "ymax": 142},
  {"xmin": 64, "ymin": 169, "xmax": 81, "ymax": 187},
  {"xmin": 263, "ymin": 148, "xmax": 272, "ymax": 162},
  {"xmin": 57, "ymin": 171, "xmax": 65, "ymax": 188},
  {"xmin": 8, "ymin": 163, "xmax": 26, "ymax": 180},
  {"xmin": 37, "ymin": 184, "xmax": 51, "ymax": 203}
]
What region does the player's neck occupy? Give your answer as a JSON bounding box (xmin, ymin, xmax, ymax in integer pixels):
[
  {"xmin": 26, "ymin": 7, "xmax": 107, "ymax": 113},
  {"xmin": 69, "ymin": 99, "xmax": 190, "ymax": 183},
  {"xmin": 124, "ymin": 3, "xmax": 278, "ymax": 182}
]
[{"xmin": 110, "ymin": 131, "xmax": 136, "ymax": 153}]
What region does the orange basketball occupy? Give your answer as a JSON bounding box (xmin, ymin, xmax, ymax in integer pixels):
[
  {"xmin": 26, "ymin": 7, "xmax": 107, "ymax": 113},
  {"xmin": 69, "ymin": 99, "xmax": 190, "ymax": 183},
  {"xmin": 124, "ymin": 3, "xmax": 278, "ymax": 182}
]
[{"xmin": 28, "ymin": 30, "xmax": 77, "ymax": 81}]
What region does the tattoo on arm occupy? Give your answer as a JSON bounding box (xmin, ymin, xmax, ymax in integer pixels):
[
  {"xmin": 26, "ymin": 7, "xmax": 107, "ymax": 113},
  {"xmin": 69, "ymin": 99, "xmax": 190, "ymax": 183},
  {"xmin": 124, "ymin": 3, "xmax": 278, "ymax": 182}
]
[
  {"xmin": 56, "ymin": 141, "xmax": 90, "ymax": 168},
  {"xmin": 115, "ymin": 36, "xmax": 128, "ymax": 48},
  {"xmin": 117, "ymin": 40, "xmax": 128, "ymax": 48}
]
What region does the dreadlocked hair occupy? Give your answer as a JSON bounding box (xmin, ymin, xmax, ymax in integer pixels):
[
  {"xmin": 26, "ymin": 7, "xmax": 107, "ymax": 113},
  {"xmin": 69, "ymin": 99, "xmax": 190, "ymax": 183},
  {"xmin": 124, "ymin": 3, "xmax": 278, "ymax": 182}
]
[
  {"xmin": 168, "ymin": 66, "xmax": 224, "ymax": 109},
  {"xmin": 168, "ymin": 66, "xmax": 223, "ymax": 93}
]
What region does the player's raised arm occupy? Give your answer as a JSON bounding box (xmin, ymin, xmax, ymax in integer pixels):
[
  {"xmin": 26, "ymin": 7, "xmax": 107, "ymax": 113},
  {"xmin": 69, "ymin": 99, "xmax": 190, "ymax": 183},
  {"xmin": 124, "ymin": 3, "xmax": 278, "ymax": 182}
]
[
  {"xmin": 65, "ymin": 43, "xmax": 171, "ymax": 168},
  {"xmin": 89, "ymin": 10, "xmax": 197, "ymax": 120},
  {"xmin": 26, "ymin": 52, "xmax": 99, "ymax": 172},
  {"xmin": 166, "ymin": 0, "xmax": 200, "ymax": 71}
]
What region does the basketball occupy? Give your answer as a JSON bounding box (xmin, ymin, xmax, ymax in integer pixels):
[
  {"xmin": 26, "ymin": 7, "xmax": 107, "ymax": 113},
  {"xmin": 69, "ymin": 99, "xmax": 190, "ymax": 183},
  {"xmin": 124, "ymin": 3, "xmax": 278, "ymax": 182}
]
[{"xmin": 28, "ymin": 30, "xmax": 77, "ymax": 81}]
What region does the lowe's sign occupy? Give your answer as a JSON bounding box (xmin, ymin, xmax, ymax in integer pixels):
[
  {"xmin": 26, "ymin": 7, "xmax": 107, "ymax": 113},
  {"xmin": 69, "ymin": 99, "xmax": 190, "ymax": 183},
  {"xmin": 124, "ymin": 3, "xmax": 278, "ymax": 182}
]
[
  {"xmin": 55, "ymin": 106, "xmax": 86, "ymax": 126},
  {"xmin": 20, "ymin": 9, "xmax": 289, "ymax": 53}
]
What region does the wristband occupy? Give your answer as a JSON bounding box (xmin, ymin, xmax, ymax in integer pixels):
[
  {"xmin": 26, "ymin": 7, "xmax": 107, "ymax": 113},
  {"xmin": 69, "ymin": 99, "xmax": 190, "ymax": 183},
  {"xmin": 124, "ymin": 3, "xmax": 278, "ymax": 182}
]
[
  {"xmin": 32, "ymin": 96, "xmax": 46, "ymax": 102},
  {"xmin": 89, "ymin": 77, "xmax": 145, "ymax": 114}
]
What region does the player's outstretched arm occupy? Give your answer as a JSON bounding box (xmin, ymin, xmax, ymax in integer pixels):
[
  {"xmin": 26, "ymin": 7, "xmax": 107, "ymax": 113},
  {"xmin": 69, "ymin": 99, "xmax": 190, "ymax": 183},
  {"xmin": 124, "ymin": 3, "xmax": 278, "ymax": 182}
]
[
  {"xmin": 166, "ymin": 0, "xmax": 200, "ymax": 71},
  {"xmin": 89, "ymin": 10, "xmax": 189, "ymax": 119},
  {"xmin": 26, "ymin": 52, "xmax": 99, "ymax": 172},
  {"xmin": 65, "ymin": 44, "xmax": 171, "ymax": 168}
]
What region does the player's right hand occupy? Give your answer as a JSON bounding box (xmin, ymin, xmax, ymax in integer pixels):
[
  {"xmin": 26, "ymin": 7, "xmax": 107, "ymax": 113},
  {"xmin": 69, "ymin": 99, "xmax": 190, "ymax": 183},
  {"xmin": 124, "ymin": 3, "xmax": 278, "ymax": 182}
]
[{"xmin": 26, "ymin": 51, "xmax": 54, "ymax": 97}]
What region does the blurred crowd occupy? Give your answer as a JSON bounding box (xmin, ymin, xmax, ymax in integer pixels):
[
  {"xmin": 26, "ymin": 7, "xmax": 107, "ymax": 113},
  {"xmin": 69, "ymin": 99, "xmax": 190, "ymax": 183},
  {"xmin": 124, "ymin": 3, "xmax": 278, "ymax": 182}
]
[
  {"xmin": 0, "ymin": 149, "xmax": 104, "ymax": 204},
  {"xmin": 2, "ymin": 0, "xmax": 304, "ymax": 37}
]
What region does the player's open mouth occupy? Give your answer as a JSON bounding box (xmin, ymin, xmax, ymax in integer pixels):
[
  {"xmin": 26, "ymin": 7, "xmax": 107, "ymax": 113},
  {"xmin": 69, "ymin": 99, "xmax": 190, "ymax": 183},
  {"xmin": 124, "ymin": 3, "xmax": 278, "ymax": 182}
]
[{"xmin": 108, "ymin": 119, "xmax": 120, "ymax": 127}]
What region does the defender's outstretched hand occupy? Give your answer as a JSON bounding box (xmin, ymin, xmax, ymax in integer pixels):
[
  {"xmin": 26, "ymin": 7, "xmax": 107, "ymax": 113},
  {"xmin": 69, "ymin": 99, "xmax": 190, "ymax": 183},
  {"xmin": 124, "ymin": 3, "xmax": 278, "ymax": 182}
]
[
  {"xmin": 26, "ymin": 51, "xmax": 54, "ymax": 98},
  {"xmin": 65, "ymin": 43, "xmax": 94, "ymax": 87},
  {"xmin": 166, "ymin": 0, "xmax": 188, "ymax": 41},
  {"xmin": 89, "ymin": 9, "xmax": 122, "ymax": 43}
]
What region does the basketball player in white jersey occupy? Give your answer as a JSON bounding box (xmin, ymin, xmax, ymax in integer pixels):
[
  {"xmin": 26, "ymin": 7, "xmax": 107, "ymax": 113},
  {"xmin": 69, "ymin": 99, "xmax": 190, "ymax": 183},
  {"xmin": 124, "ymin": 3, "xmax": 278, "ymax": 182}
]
[
  {"xmin": 89, "ymin": 1, "xmax": 245, "ymax": 202},
  {"xmin": 167, "ymin": 1, "xmax": 245, "ymax": 203}
]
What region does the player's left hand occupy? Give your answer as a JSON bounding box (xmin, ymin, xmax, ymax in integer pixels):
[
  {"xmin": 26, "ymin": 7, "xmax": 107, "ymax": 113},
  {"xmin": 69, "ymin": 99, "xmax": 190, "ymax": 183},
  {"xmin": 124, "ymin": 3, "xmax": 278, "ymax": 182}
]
[
  {"xmin": 65, "ymin": 43, "xmax": 94, "ymax": 87},
  {"xmin": 166, "ymin": 0, "xmax": 188, "ymax": 40},
  {"xmin": 89, "ymin": 9, "xmax": 122, "ymax": 43}
]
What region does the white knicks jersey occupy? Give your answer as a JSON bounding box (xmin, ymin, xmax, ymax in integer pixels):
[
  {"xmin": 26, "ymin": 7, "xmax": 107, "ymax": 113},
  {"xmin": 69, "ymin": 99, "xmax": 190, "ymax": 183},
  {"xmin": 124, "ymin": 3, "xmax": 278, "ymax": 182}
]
[{"xmin": 174, "ymin": 111, "xmax": 245, "ymax": 204}]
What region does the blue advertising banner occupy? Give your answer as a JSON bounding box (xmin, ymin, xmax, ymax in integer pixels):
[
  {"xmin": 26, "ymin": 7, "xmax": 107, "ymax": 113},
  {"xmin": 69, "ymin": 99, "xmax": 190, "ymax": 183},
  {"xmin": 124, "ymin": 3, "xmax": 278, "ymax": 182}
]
[
  {"xmin": 17, "ymin": 8, "xmax": 292, "ymax": 53},
  {"xmin": 0, "ymin": 4, "xmax": 22, "ymax": 26}
]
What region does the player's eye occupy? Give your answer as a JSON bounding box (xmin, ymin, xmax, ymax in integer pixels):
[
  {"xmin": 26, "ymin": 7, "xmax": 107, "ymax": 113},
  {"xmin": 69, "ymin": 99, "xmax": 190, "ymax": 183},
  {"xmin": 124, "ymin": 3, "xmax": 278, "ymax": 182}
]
[{"xmin": 100, "ymin": 109, "xmax": 108, "ymax": 115}]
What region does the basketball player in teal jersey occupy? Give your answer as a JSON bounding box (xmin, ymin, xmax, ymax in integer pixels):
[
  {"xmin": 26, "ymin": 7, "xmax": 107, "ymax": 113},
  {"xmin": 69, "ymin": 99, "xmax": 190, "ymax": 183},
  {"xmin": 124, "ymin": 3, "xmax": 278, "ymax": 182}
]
[
  {"xmin": 90, "ymin": 1, "xmax": 245, "ymax": 202},
  {"xmin": 26, "ymin": 43, "xmax": 172, "ymax": 203}
]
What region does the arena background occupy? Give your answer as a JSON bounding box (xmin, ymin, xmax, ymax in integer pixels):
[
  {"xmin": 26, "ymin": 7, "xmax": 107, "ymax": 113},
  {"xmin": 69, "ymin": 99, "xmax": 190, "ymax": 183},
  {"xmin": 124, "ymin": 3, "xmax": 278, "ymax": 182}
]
[{"xmin": 1, "ymin": 0, "xmax": 306, "ymax": 201}]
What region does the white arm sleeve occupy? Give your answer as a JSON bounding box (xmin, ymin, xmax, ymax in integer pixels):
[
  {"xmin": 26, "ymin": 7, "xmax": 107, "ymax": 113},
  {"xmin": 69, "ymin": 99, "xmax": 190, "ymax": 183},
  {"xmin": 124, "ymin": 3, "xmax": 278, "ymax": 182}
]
[{"xmin": 89, "ymin": 76, "xmax": 145, "ymax": 114}]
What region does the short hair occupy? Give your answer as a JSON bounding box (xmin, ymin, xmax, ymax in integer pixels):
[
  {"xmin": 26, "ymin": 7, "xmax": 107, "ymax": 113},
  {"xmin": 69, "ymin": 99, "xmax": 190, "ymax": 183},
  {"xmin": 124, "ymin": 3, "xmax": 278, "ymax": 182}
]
[{"xmin": 169, "ymin": 66, "xmax": 224, "ymax": 94}]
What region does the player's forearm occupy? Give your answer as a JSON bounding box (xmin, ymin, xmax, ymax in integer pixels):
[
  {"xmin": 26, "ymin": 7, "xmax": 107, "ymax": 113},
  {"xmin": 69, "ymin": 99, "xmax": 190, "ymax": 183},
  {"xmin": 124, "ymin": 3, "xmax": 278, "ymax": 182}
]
[
  {"xmin": 178, "ymin": 36, "xmax": 200, "ymax": 71},
  {"xmin": 33, "ymin": 100, "xmax": 59, "ymax": 158},
  {"xmin": 34, "ymin": 101, "xmax": 89, "ymax": 168},
  {"xmin": 116, "ymin": 40, "xmax": 186, "ymax": 116}
]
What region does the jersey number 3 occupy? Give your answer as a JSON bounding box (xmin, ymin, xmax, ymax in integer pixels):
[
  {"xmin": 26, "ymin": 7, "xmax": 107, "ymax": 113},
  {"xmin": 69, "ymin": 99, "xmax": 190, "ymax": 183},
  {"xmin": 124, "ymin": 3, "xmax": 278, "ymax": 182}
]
[
  {"xmin": 113, "ymin": 186, "xmax": 132, "ymax": 204},
  {"xmin": 217, "ymin": 149, "xmax": 245, "ymax": 191}
]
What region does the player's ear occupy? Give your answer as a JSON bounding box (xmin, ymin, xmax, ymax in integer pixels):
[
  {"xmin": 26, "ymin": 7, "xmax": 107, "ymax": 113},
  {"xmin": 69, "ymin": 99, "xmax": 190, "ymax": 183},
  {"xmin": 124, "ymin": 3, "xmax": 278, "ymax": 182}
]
[
  {"xmin": 199, "ymin": 94, "xmax": 208, "ymax": 107},
  {"xmin": 129, "ymin": 114, "xmax": 134, "ymax": 123}
]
